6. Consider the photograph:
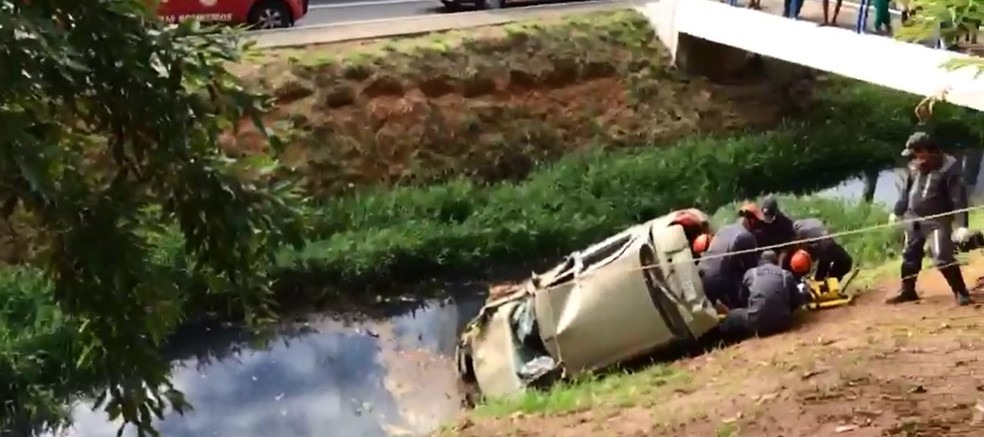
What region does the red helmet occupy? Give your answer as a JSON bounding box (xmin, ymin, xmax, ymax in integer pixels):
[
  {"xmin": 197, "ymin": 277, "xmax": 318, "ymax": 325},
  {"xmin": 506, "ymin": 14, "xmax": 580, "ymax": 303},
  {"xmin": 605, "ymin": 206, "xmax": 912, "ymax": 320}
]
[
  {"xmin": 673, "ymin": 209, "xmax": 708, "ymax": 228},
  {"xmin": 789, "ymin": 249, "xmax": 813, "ymax": 275}
]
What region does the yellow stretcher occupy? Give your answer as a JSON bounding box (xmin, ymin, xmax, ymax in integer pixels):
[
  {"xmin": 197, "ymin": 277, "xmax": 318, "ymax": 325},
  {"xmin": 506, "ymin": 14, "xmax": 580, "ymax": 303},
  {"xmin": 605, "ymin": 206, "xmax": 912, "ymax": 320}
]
[
  {"xmin": 715, "ymin": 267, "xmax": 860, "ymax": 320},
  {"xmin": 800, "ymin": 267, "xmax": 859, "ymax": 311}
]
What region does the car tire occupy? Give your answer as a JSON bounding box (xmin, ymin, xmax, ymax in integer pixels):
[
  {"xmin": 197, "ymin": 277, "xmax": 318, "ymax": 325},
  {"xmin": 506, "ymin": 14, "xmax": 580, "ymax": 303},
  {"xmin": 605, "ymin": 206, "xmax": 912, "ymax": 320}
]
[
  {"xmin": 248, "ymin": 0, "xmax": 294, "ymax": 29},
  {"xmin": 441, "ymin": 0, "xmax": 463, "ymax": 11},
  {"xmin": 478, "ymin": 0, "xmax": 504, "ymax": 10}
]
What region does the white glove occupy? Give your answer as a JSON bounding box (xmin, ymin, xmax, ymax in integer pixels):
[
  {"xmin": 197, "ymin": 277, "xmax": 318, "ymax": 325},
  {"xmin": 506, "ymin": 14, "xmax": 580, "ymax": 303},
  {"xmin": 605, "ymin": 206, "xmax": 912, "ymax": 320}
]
[
  {"xmin": 953, "ymin": 227, "xmax": 971, "ymax": 244},
  {"xmin": 888, "ymin": 214, "xmax": 899, "ymax": 226}
]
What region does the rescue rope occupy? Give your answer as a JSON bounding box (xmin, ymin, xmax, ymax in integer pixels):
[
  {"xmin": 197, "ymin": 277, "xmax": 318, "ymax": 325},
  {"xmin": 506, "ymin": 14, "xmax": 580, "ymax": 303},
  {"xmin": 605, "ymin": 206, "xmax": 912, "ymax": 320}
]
[
  {"xmin": 535, "ymin": 203, "xmax": 984, "ymax": 288},
  {"xmin": 698, "ymin": 203, "xmax": 984, "ymax": 263}
]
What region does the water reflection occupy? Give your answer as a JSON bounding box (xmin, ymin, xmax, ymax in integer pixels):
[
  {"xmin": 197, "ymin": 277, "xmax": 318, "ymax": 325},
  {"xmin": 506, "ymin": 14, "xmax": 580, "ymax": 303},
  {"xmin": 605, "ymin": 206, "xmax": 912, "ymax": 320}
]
[
  {"xmin": 817, "ymin": 148, "xmax": 984, "ymax": 205},
  {"xmin": 62, "ymin": 286, "xmax": 487, "ymax": 437}
]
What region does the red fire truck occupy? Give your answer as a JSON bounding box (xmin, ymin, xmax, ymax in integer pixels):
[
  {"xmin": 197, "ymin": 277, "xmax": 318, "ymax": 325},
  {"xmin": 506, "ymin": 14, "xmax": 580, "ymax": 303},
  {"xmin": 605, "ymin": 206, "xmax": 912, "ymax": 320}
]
[{"xmin": 157, "ymin": 0, "xmax": 310, "ymax": 29}]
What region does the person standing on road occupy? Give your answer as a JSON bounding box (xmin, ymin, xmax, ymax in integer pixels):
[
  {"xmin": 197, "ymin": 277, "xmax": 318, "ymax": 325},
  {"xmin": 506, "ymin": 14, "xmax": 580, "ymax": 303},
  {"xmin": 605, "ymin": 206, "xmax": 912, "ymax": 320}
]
[
  {"xmin": 792, "ymin": 218, "xmax": 854, "ymax": 282},
  {"xmin": 783, "ymin": 0, "xmax": 805, "ymax": 18},
  {"xmin": 715, "ymin": 250, "xmax": 807, "ymax": 341},
  {"xmin": 821, "ymin": 0, "xmax": 845, "ymax": 27},
  {"xmin": 887, "ymin": 132, "xmax": 974, "ymax": 306},
  {"xmin": 873, "ymin": 0, "xmax": 893, "ymax": 34},
  {"xmin": 697, "ymin": 219, "xmax": 760, "ymax": 310}
]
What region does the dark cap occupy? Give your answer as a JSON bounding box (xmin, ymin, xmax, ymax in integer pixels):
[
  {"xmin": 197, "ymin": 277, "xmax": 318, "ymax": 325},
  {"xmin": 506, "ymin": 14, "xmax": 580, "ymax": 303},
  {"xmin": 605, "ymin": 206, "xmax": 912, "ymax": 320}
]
[
  {"xmin": 759, "ymin": 195, "xmax": 779, "ymax": 223},
  {"xmin": 902, "ymin": 131, "xmax": 935, "ymax": 157}
]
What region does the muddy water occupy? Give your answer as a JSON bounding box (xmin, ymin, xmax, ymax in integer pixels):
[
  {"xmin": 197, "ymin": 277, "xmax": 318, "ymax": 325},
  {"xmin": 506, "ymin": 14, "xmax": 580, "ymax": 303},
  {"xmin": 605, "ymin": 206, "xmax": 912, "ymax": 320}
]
[{"xmin": 62, "ymin": 286, "xmax": 486, "ymax": 437}]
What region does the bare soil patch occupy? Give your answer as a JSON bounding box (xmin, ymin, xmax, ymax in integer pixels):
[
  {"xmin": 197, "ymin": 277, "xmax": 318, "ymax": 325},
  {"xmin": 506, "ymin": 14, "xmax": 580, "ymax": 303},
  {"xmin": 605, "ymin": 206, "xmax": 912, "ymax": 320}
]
[
  {"xmin": 230, "ymin": 11, "xmax": 801, "ymax": 197},
  {"xmin": 440, "ymin": 256, "xmax": 984, "ymax": 437}
]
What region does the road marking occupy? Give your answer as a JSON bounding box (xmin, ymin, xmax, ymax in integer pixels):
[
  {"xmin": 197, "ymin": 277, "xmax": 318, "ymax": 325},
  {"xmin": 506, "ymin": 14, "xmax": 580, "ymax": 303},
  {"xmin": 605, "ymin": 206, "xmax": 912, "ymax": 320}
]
[{"xmin": 309, "ymin": 0, "xmax": 431, "ymax": 10}]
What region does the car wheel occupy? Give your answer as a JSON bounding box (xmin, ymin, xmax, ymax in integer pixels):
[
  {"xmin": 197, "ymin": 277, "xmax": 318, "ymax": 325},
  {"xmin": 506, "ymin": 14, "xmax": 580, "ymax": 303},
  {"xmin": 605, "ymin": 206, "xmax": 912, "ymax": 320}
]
[
  {"xmin": 248, "ymin": 0, "xmax": 294, "ymax": 29},
  {"xmin": 478, "ymin": 0, "xmax": 504, "ymax": 10},
  {"xmin": 441, "ymin": 0, "xmax": 463, "ymax": 11}
]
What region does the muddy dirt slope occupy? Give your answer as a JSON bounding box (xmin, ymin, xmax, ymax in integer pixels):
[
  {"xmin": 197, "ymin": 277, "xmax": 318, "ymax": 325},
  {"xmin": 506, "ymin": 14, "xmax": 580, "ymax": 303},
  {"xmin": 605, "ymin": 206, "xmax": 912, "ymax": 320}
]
[{"xmin": 234, "ymin": 10, "xmax": 802, "ymax": 197}]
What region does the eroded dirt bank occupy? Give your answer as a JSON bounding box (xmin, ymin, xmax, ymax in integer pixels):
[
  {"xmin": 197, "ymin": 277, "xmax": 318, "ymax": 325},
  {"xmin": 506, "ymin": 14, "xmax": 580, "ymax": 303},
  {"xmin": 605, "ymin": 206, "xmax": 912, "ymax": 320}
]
[{"xmin": 232, "ymin": 10, "xmax": 805, "ymax": 197}]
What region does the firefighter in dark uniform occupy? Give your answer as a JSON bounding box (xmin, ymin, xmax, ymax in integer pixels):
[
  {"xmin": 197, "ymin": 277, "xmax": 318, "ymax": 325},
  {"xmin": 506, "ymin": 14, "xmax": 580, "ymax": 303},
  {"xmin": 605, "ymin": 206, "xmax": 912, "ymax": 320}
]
[
  {"xmin": 737, "ymin": 199, "xmax": 796, "ymax": 251},
  {"xmin": 887, "ymin": 132, "xmax": 974, "ymax": 306},
  {"xmin": 739, "ymin": 198, "xmax": 798, "ymax": 267},
  {"xmin": 756, "ymin": 196, "xmax": 797, "ymax": 249},
  {"xmin": 792, "ymin": 218, "xmax": 854, "ymax": 282},
  {"xmin": 716, "ymin": 250, "xmax": 808, "ymax": 341},
  {"xmin": 697, "ymin": 220, "xmax": 760, "ymax": 310}
]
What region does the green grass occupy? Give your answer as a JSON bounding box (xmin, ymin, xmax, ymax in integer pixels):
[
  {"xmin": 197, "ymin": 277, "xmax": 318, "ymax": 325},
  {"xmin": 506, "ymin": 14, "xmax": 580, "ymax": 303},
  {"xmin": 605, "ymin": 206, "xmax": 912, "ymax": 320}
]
[
  {"xmin": 477, "ymin": 364, "xmax": 694, "ymax": 417},
  {"xmin": 274, "ymin": 76, "xmax": 984, "ymax": 293},
  {"xmin": 280, "ymin": 126, "xmax": 901, "ymax": 293}
]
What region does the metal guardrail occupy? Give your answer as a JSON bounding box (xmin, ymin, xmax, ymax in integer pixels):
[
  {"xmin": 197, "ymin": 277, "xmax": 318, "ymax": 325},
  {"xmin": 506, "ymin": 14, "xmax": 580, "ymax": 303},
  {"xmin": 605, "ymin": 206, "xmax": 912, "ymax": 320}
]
[{"xmin": 248, "ymin": 0, "xmax": 646, "ymax": 48}]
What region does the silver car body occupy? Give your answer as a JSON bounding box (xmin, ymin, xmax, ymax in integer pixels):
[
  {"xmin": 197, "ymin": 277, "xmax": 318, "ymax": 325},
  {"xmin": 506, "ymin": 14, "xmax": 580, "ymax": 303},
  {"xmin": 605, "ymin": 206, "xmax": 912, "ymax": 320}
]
[{"xmin": 455, "ymin": 212, "xmax": 720, "ymax": 400}]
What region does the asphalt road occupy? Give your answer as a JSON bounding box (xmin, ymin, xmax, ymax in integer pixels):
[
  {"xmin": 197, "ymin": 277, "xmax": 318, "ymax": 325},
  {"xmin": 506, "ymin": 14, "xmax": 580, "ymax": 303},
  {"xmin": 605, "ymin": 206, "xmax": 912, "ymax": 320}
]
[
  {"xmin": 298, "ymin": 0, "xmax": 612, "ymax": 26},
  {"xmin": 297, "ymin": 0, "xmax": 896, "ymax": 27}
]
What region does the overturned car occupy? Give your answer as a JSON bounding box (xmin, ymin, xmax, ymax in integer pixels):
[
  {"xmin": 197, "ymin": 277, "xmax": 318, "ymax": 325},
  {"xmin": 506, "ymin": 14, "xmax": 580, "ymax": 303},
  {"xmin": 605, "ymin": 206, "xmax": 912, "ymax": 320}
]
[{"xmin": 455, "ymin": 210, "xmax": 722, "ymax": 401}]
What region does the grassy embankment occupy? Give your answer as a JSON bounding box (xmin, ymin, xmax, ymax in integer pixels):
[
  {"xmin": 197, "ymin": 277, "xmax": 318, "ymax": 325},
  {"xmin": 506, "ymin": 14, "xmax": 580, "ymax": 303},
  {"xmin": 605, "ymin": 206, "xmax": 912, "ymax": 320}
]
[{"xmin": 3, "ymin": 8, "xmax": 984, "ymax": 431}]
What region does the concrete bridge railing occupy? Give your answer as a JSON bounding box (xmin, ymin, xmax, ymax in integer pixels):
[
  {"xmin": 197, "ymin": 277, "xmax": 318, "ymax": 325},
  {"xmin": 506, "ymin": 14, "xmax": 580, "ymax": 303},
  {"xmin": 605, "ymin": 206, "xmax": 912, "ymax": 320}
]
[{"xmin": 637, "ymin": 0, "xmax": 984, "ymax": 112}]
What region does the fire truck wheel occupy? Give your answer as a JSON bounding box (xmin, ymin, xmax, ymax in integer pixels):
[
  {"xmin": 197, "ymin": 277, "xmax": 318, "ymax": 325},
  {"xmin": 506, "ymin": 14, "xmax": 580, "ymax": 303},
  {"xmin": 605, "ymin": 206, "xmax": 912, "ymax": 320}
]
[{"xmin": 248, "ymin": 0, "xmax": 294, "ymax": 29}]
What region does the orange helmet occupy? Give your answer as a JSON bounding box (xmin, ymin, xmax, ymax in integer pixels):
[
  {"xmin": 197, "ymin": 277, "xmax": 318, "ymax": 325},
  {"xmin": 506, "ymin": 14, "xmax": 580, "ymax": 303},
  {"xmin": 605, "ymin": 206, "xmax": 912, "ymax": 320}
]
[
  {"xmin": 738, "ymin": 202, "xmax": 765, "ymax": 221},
  {"xmin": 692, "ymin": 233, "xmax": 713, "ymax": 255},
  {"xmin": 789, "ymin": 249, "xmax": 813, "ymax": 275}
]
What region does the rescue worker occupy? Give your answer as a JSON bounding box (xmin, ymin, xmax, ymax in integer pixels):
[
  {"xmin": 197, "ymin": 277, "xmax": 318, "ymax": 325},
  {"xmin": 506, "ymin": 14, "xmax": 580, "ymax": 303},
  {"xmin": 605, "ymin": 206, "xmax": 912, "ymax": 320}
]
[
  {"xmin": 792, "ymin": 218, "xmax": 854, "ymax": 282},
  {"xmin": 755, "ymin": 196, "xmax": 798, "ymax": 250},
  {"xmin": 697, "ymin": 218, "xmax": 760, "ymax": 309},
  {"xmin": 740, "ymin": 198, "xmax": 798, "ymax": 267},
  {"xmin": 888, "ymin": 131, "xmax": 973, "ymax": 306},
  {"xmin": 716, "ymin": 250, "xmax": 808, "ymax": 341}
]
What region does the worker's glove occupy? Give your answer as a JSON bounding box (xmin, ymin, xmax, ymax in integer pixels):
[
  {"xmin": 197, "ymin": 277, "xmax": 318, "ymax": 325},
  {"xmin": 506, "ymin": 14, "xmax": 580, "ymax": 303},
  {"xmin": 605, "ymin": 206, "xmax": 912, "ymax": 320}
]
[
  {"xmin": 953, "ymin": 227, "xmax": 972, "ymax": 244},
  {"xmin": 888, "ymin": 213, "xmax": 899, "ymax": 226}
]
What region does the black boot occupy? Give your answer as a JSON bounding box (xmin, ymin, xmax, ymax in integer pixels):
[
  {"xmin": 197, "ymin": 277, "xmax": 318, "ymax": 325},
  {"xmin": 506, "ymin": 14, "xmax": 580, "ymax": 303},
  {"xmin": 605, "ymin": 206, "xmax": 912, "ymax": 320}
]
[
  {"xmin": 940, "ymin": 265, "xmax": 973, "ymax": 306},
  {"xmin": 887, "ymin": 263, "xmax": 921, "ymax": 304},
  {"xmin": 886, "ymin": 279, "xmax": 920, "ymax": 304}
]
